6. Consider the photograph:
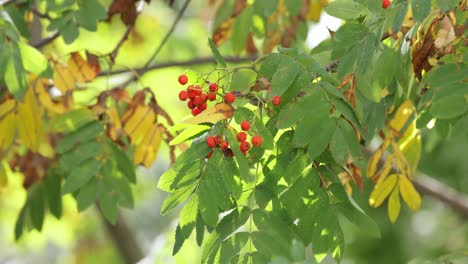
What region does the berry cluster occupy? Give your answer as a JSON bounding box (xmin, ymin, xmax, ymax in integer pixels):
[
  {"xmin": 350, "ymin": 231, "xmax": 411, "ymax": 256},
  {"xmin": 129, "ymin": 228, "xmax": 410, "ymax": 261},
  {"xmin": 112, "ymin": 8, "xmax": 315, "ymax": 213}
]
[
  {"xmin": 236, "ymin": 120, "xmax": 263, "ymax": 155},
  {"xmin": 206, "ymin": 134, "xmax": 234, "ymax": 158},
  {"xmin": 178, "ymin": 74, "xmax": 241, "ymax": 116}
]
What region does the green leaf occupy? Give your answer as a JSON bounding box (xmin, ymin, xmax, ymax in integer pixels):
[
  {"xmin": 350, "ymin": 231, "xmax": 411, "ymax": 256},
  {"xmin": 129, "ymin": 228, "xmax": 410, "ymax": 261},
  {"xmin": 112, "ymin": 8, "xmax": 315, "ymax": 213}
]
[
  {"xmin": 5, "ymin": 52, "xmax": 27, "ymax": 100},
  {"xmin": 59, "ymin": 140, "xmax": 102, "ymax": 172},
  {"xmin": 196, "ymin": 213, "xmax": 205, "ymax": 246},
  {"xmin": 56, "ymin": 121, "xmax": 104, "ymax": 154},
  {"xmin": 28, "ymin": 183, "xmax": 45, "ymax": 230},
  {"xmin": 285, "ymin": 0, "xmax": 302, "ymax": 16},
  {"xmin": 430, "ymin": 95, "xmax": 468, "ymax": 119},
  {"xmin": 270, "ymin": 57, "xmax": 301, "ymax": 97},
  {"xmin": 18, "ymin": 42, "xmax": 49, "ymax": 76},
  {"xmin": 330, "ymin": 127, "xmax": 348, "ymax": 165},
  {"xmin": 76, "ymin": 178, "xmax": 98, "ymax": 212},
  {"xmin": 252, "ymin": 231, "xmax": 290, "ymax": 259},
  {"xmin": 208, "ymin": 38, "xmax": 227, "ymax": 68},
  {"xmin": 218, "ymin": 232, "xmax": 250, "ymax": 263},
  {"xmin": 107, "ymin": 140, "xmax": 136, "ymax": 183},
  {"xmin": 392, "ymin": 1, "xmax": 408, "ymax": 33},
  {"xmin": 170, "ymin": 125, "xmax": 210, "ymax": 145},
  {"xmin": 231, "ymin": 7, "xmax": 253, "ymax": 54},
  {"xmin": 15, "ymin": 206, "xmax": 27, "ymax": 240},
  {"xmin": 331, "ymin": 23, "xmax": 369, "ymax": 59},
  {"xmin": 325, "ymin": 0, "xmax": 366, "ymax": 20},
  {"xmin": 161, "ymin": 183, "xmax": 197, "ymax": 215},
  {"xmin": 254, "ymin": 0, "xmax": 278, "ymax": 17},
  {"xmin": 99, "ymin": 186, "xmax": 118, "ymax": 224},
  {"xmin": 180, "ymin": 195, "xmax": 199, "ymax": 238},
  {"xmin": 173, "ymin": 225, "xmax": 186, "ymax": 255},
  {"xmin": 293, "ymin": 91, "xmax": 336, "ymax": 159},
  {"xmin": 412, "ymin": 0, "xmax": 431, "ymax": 22},
  {"xmin": 76, "ymin": 0, "xmax": 107, "ymax": 31},
  {"xmin": 44, "ymin": 172, "xmax": 62, "ymax": 218},
  {"xmin": 62, "ymin": 158, "xmax": 101, "ymax": 194},
  {"xmin": 436, "ymin": 0, "xmax": 458, "ymax": 12},
  {"xmin": 50, "ymin": 108, "xmax": 97, "ymax": 132}
]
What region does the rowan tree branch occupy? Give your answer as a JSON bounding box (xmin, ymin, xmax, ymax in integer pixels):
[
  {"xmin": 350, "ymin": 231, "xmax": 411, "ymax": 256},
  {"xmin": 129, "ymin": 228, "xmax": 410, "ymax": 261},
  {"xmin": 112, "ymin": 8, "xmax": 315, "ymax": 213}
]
[
  {"xmin": 362, "ymin": 147, "xmax": 468, "ymax": 219},
  {"xmin": 144, "ymin": 0, "xmax": 192, "ymax": 68},
  {"xmin": 98, "ymin": 55, "xmax": 258, "ymax": 77},
  {"xmin": 33, "ymin": 32, "xmax": 60, "ymax": 48},
  {"xmin": 98, "ymin": 209, "xmax": 144, "ymax": 263}
]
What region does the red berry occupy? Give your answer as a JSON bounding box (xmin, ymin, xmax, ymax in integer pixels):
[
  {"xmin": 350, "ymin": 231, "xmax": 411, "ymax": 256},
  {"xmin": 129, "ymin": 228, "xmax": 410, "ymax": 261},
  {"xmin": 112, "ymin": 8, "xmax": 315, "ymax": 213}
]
[
  {"xmin": 220, "ymin": 141, "xmax": 229, "ymax": 150},
  {"xmin": 236, "ymin": 132, "xmax": 247, "ymax": 142},
  {"xmin": 178, "ymin": 90, "xmax": 188, "ymax": 101},
  {"xmin": 206, "ymin": 150, "xmax": 214, "ymax": 159},
  {"xmin": 240, "ymin": 141, "xmax": 250, "ymax": 152},
  {"xmin": 192, "ymin": 107, "xmax": 201, "ymax": 116},
  {"xmin": 209, "ymin": 83, "xmax": 218, "ymax": 92},
  {"xmin": 206, "ymin": 136, "xmax": 216, "ymax": 148},
  {"xmin": 194, "ymin": 85, "xmax": 202, "ymax": 95},
  {"xmin": 199, "ymin": 102, "xmax": 207, "ymax": 111},
  {"xmin": 240, "ymin": 121, "xmax": 250, "ymax": 131},
  {"xmin": 214, "ymin": 135, "xmax": 223, "ymax": 145},
  {"xmin": 193, "ymin": 96, "xmax": 202, "ymax": 106},
  {"xmin": 382, "ymin": 0, "xmax": 390, "ymax": 8},
  {"xmin": 188, "ymin": 90, "xmax": 196, "ymax": 99},
  {"xmin": 252, "ymin": 135, "xmax": 263, "ymax": 147},
  {"xmin": 199, "ymin": 93, "xmax": 207, "ymax": 103},
  {"xmin": 188, "ymin": 100, "xmax": 195, "ymax": 109},
  {"xmin": 225, "ymin": 93, "xmax": 235, "ymax": 104},
  {"xmin": 187, "ymin": 85, "xmax": 195, "ymax": 93},
  {"xmin": 272, "ymin": 95, "xmax": 282, "ymax": 106},
  {"xmin": 178, "ymin": 74, "xmax": 188, "ymax": 85},
  {"xmin": 207, "ymin": 93, "xmax": 217, "ymax": 101}
]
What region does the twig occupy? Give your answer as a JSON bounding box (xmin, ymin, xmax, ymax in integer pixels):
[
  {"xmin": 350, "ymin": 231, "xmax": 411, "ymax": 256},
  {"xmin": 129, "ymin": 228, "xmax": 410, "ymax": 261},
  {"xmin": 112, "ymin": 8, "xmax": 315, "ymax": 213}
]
[
  {"xmin": 98, "ymin": 55, "xmax": 258, "ymax": 77},
  {"xmin": 109, "ymin": 25, "xmax": 134, "ymax": 63},
  {"xmin": 325, "ymin": 59, "xmax": 339, "ymax": 72},
  {"xmin": 31, "ymin": 8, "xmax": 51, "ymax": 20},
  {"xmin": 33, "ymin": 32, "xmax": 60, "ymax": 48},
  {"xmin": 144, "ymin": 0, "xmax": 192, "ymax": 68}
]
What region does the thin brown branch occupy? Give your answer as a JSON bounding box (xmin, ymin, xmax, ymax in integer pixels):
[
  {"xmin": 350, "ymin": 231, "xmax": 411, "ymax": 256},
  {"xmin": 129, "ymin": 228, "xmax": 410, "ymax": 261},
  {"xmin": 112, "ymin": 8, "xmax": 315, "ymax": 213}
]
[
  {"xmin": 144, "ymin": 0, "xmax": 192, "ymax": 68},
  {"xmin": 98, "ymin": 209, "xmax": 144, "ymax": 263},
  {"xmin": 109, "ymin": 25, "xmax": 134, "ymax": 63},
  {"xmin": 33, "ymin": 32, "xmax": 60, "ymax": 48},
  {"xmin": 98, "ymin": 55, "xmax": 259, "ymax": 77}
]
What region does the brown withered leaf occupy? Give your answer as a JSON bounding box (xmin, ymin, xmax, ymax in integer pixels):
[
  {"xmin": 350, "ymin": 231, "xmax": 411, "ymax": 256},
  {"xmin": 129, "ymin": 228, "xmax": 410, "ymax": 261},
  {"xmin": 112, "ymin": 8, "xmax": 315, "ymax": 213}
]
[
  {"xmin": 108, "ymin": 0, "xmax": 150, "ymax": 25},
  {"xmin": 9, "ymin": 150, "xmax": 54, "ymax": 189},
  {"xmin": 245, "ymin": 32, "xmax": 258, "ymax": 55},
  {"xmin": 212, "ymin": 0, "xmax": 246, "ymax": 46},
  {"xmin": 338, "ymin": 74, "xmax": 357, "ymax": 108}
]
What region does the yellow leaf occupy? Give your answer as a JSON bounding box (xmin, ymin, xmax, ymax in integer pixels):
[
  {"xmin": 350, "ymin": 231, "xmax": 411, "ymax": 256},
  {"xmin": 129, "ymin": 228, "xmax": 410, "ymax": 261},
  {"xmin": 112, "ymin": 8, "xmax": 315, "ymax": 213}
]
[
  {"xmin": 389, "ymin": 100, "xmax": 415, "ymax": 135},
  {"xmin": 143, "ymin": 126, "xmax": 163, "ymax": 167},
  {"xmin": 388, "ymin": 187, "xmax": 401, "ymax": 223},
  {"xmin": 133, "ymin": 124, "xmax": 163, "ymax": 167},
  {"xmin": 375, "ymin": 154, "xmax": 394, "ymax": 184},
  {"xmin": 0, "ymin": 99, "xmax": 16, "ymax": 117},
  {"xmin": 16, "ymin": 87, "xmax": 43, "ymax": 152},
  {"xmin": 0, "ymin": 161, "xmax": 10, "ymax": 188},
  {"xmin": 129, "ymin": 109, "xmax": 156, "ymax": 144},
  {"xmin": 106, "ymin": 107, "xmax": 123, "ymax": 141},
  {"xmin": 369, "ymin": 173, "xmax": 398, "ymax": 208},
  {"xmin": 123, "ymin": 105, "xmax": 151, "ymax": 137},
  {"xmin": 401, "ymin": 134, "xmax": 422, "ymax": 172},
  {"xmin": 0, "ymin": 111, "xmax": 16, "ymax": 151},
  {"xmin": 366, "ymin": 137, "xmax": 391, "ymax": 178},
  {"xmin": 34, "ymin": 79, "xmax": 67, "ymax": 114},
  {"xmin": 182, "ymin": 103, "xmax": 234, "ymax": 125},
  {"xmin": 399, "ymin": 175, "xmax": 421, "ymax": 211},
  {"xmin": 307, "ymin": 0, "xmax": 326, "ymax": 22},
  {"xmin": 392, "ymin": 141, "xmax": 412, "ymax": 178}
]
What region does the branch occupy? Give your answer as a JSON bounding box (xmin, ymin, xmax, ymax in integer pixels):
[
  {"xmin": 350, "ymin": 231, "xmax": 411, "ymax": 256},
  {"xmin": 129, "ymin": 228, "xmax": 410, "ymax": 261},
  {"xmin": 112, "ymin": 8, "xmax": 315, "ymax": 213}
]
[
  {"xmin": 362, "ymin": 147, "xmax": 468, "ymax": 219},
  {"xmin": 413, "ymin": 175, "xmax": 468, "ymax": 219},
  {"xmin": 33, "ymin": 32, "xmax": 60, "ymax": 48},
  {"xmin": 144, "ymin": 0, "xmax": 192, "ymax": 68},
  {"xmin": 109, "ymin": 25, "xmax": 134, "ymax": 63},
  {"xmin": 98, "ymin": 55, "xmax": 259, "ymax": 76},
  {"xmin": 98, "ymin": 209, "xmax": 144, "ymax": 263}
]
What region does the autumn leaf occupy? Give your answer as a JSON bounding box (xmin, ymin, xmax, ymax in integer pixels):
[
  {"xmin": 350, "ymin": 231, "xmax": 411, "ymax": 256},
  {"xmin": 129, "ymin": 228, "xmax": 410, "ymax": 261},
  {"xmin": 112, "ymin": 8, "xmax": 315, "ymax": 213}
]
[
  {"xmin": 388, "ymin": 186, "xmax": 401, "ymax": 223},
  {"xmin": 182, "ymin": 103, "xmax": 234, "ymax": 125},
  {"xmin": 369, "ymin": 173, "xmax": 398, "ymax": 208},
  {"xmin": 398, "ymin": 174, "xmax": 421, "ymax": 211}
]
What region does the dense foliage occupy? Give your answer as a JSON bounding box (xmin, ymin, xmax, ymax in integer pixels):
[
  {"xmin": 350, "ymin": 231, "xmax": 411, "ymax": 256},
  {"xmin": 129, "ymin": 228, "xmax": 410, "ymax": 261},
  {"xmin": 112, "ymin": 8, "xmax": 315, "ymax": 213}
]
[{"xmin": 0, "ymin": 0, "xmax": 466, "ymax": 263}]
